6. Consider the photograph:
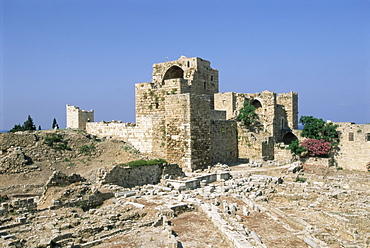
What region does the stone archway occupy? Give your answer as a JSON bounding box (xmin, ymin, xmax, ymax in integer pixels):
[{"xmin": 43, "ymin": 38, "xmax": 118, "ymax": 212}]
[
  {"xmin": 251, "ymin": 99, "xmax": 262, "ymax": 109},
  {"xmin": 282, "ymin": 132, "xmax": 298, "ymax": 145},
  {"xmin": 162, "ymin": 66, "xmax": 184, "ymax": 83}
]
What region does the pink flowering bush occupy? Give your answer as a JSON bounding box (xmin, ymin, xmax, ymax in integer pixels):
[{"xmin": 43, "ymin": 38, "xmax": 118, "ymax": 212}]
[{"xmin": 301, "ymin": 139, "xmax": 331, "ymax": 157}]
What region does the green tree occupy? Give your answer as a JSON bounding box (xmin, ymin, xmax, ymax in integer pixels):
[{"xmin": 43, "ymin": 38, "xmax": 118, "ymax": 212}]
[
  {"xmin": 237, "ymin": 100, "xmax": 257, "ymax": 127},
  {"xmin": 9, "ymin": 115, "xmax": 36, "ymax": 132},
  {"xmin": 286, "ymin": 139, "xmax": 307, "ymax": 156},
  {"xmin": 9, "ymin": 124, "xmax": 23, "ymax": 132},
  {"xmin": 286, "ymin": 116, "xmax": 339, "ymax": 157},
  {"xmin": 52, "ymin": 118, "xmax": 59, "ymax": 129},
  {"xmin": 300, "ymin": 116, "xmax": 338, "ymax": 143},
  {"xmin": 23, "ymin": 115, "xmax": 36, "ymax": 131}
]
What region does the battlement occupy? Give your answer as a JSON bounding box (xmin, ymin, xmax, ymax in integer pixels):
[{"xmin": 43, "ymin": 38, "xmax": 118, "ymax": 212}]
[{"xmin": 66, "ymin": 105, "xmax": 94, "ymax": 130}]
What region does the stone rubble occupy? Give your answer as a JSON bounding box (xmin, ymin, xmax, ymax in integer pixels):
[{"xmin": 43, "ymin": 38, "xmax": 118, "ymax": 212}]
[{"xmin": 0, "ymin": 162, "xmax": 368, "ymax": 247}]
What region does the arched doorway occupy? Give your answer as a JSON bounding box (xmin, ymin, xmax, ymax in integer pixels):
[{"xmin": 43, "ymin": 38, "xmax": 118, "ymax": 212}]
[
  {"xmin": 162, "ymin": 66, "xmax": 184, "ymax": 83},
  {"xmin": 251, "ymin": 99, "xmax": 262, "ymax": 109},
  {"xmin": 282, "ymin": 132, "xmax": 298, "ymax": 145}
]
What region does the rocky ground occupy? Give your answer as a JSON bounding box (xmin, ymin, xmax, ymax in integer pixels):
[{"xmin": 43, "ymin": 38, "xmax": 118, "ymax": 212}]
[{"xmin": 0, "ymin": 130, "xmax": 369, "ymax": 248}]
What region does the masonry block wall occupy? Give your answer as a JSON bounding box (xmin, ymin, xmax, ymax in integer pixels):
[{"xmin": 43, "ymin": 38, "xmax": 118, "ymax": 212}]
[
  {"xmin": 189, "ymin": 94, "xmax": 212, "ymax": 170},
  {"xmin": 335, "ymin": 122, "xmax": 370, "ymax": 171},
  {"xmin": 210, "ymin": 120, "xmax": 238, "ymax": 164},
  {"xmin": 164, "ymin": 94, "xmax": 212, "ymax": 171},
  {"xmin": 276, "ymin": 92, "xmax": 299, "ymax": 140}
]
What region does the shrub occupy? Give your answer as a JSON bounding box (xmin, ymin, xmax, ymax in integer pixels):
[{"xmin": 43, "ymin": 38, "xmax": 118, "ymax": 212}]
[
  {"xmin": 296, "ymin": 177, "xmax": 307, "ymax": 183},
  {"xmin": 301, "ymin": 139, "xmax": 331, "ymax": 157},
  {"xmin": 79, "ymin": 144, "xmax": 96, "ymax": 155},
  {"xmin": 125, "ymin": 159, "xmax": 167, "ymax": 168},
  {"xmin": 286, "ymin": 139, "xmax": 307, "ymax": 157},
  {"xmin": 44, "ymin": 133, "xmax": 71, "ymax": 150},
  {"xmin": 300, "ymin": 116, "xmax": 339, "ymax": 143},
  {"xmin": 237, "ymin": 100, "xmax": 257, "ymax": 127},
  {"xmin": 44, "ymin": 134, "xmax": 63, "ymax": 146}
]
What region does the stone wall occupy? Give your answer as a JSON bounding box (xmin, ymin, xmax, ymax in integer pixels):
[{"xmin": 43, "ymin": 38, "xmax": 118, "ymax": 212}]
[
  {"xmin": 274, "ymin": 144, "xmax": 295, "ymax": 163},
  {"xmin": 214, "ymin": 92, "xmax": 236, "ymax": 120},
  {"xmin": 210, "ymin": 110, "xmax": 226, "ymax": 120},
  {"xmin": 98, "ymin": 163, "xmax": 185, "ymax": 188},
  {"xmin": 100, "ymin": 164, "xmax": 163, "ymax": 188},
  {"xmin": 66, "ymin": 105, "xmax": 94, "ymax": 130},
  {"xmin": 66, "ymin": 57, "xmax": 304, "ymax": 171},
  {"xmin": 86, "ymin": 116, "xmax": 165, "ymax": 157},
  {"xmin": 277, "ymin": 92, "xmax": 299, "ymax": 130},
  {"xmin": 135, "ymin": 82, "xmax": 166, "ymax": 119},
  {"xmin": 334, "ymin": 122, "xmax": 370, "ymax": 171},
  {"xmin": 237, "ymin": 126, "xmax": 275, "ymax": 161},
  {"xmin": 300, "ymin": 157, "xmax": 334, "ymax": 167},
  {"xmin": 164, "ymin": 94, "xmax": 211, "ymax": 171},
  {"xmin": 152, "ymin": 56, "xmax": 219, "ymax": 97},
  {"xmin": 214, "ymin": 91, "xmax": 298, "ymax": 141},
  {"xmin": 211, "ymin": 120, "xmax": 238, "ymax": 164}
]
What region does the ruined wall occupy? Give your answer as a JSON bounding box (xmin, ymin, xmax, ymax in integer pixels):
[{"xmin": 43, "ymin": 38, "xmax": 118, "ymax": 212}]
[
  {"xmin": 98, "ymin": 163, "xmax": 185, "ymax": 188},
  {"xmin": 334, "ymin": 122, "xmax": 370, "ymax": 171},
  {"xmin": 66, "ymin": 105, "xmax": 94, "ymax": 130},
  {"xmin": 99, "ymin": 164, "xmax": 163, "ymax": 188},
  {"xmin": 215, "ymin": 91, "xmax": 278, "ymax": 135},
  {"xmin": 276, "ymin": 92, "xmax": 298, "ymax": 141},
  {"xmin": 211, "ymin": 120, "xmax": 238, "ymax": 164},
  {"xmin": 237, "ymin": 126, "xmax": 275, "ymax": 161},
  {"xmin": 274, "ymin": 145, "xmax": 295, "ymax": 163}
]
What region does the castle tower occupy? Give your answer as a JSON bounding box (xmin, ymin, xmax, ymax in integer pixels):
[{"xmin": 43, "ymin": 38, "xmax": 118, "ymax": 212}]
[{"xmin": 66, "ymin": 105, "xmax": 94, "ymax": 130}]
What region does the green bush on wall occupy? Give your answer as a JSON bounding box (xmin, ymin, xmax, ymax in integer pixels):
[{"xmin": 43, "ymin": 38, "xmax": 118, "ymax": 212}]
[{"xmin": 125, "ymin": 159, "xmax": 167, "ymax": 168}]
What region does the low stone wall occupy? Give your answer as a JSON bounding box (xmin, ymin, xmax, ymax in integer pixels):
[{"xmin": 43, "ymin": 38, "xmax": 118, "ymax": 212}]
[
  {"xmin": 274, "ymin": 144, "xmax": 294, "ymax": 162},
  {"xmin": 166, "ymin": 172, "xmax": 230, "ymax": 190},
  {"xmin": 300, "ymin": 157, "xmax": 333, "ymax": 167},
  {"xmin": 98, "ymin": 163, "xmax": 185, "ymax": 188}
]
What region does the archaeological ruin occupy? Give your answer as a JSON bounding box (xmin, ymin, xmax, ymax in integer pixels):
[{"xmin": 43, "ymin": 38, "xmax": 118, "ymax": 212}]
[
  {"xmin": 67, "ymin": 56, "xmax": 369, "ymax": 172},
  {"xmin": 67, "ymin": 56, "xmax": 302, "ymax": 171},
  {"xmin": 0, "ymin": 56, "xmax": 369, "ymax": 248}
]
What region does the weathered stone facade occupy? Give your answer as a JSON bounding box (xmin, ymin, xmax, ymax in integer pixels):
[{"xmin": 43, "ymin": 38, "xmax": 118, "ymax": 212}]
[
  {"xmin": 214, "ymin": 90, "xmax": 299, "ymax": 160},
  {"xmin": 67, "ymin": 56, "xmax": 300, "ymax": 171},
  {"xmin": 66, "ymin": 56, "xmax": 299, "ymax": 170},
  {"xmin": 334, "ymin": 122, "xmax": 370, "ymax": 171}
]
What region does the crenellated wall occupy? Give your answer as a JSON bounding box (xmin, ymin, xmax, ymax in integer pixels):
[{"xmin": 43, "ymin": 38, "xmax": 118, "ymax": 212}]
[{"xmin": 66, "ymin": 105, "xmax": 94, "ymax": 130}]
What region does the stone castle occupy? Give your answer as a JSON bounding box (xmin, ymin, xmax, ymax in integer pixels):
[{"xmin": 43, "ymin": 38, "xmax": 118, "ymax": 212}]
[{"xmin": 66, "ymin": 56, "xmax": 370, "ymax": 172}]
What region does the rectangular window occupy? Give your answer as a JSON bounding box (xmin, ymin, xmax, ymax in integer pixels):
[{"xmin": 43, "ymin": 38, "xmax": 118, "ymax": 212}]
[
  {"xmin": 367, "ymin": 133, "xmax": 370, "ymax": 142},
  {"xmin": 349, "ymin": 132, "xmax": 354, "ymax": 141}
]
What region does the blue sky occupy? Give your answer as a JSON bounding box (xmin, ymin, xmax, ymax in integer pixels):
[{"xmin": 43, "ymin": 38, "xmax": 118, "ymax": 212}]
[{"xmin": 1, "ymin": 0, "xmax": 369, "ymax": 130}]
